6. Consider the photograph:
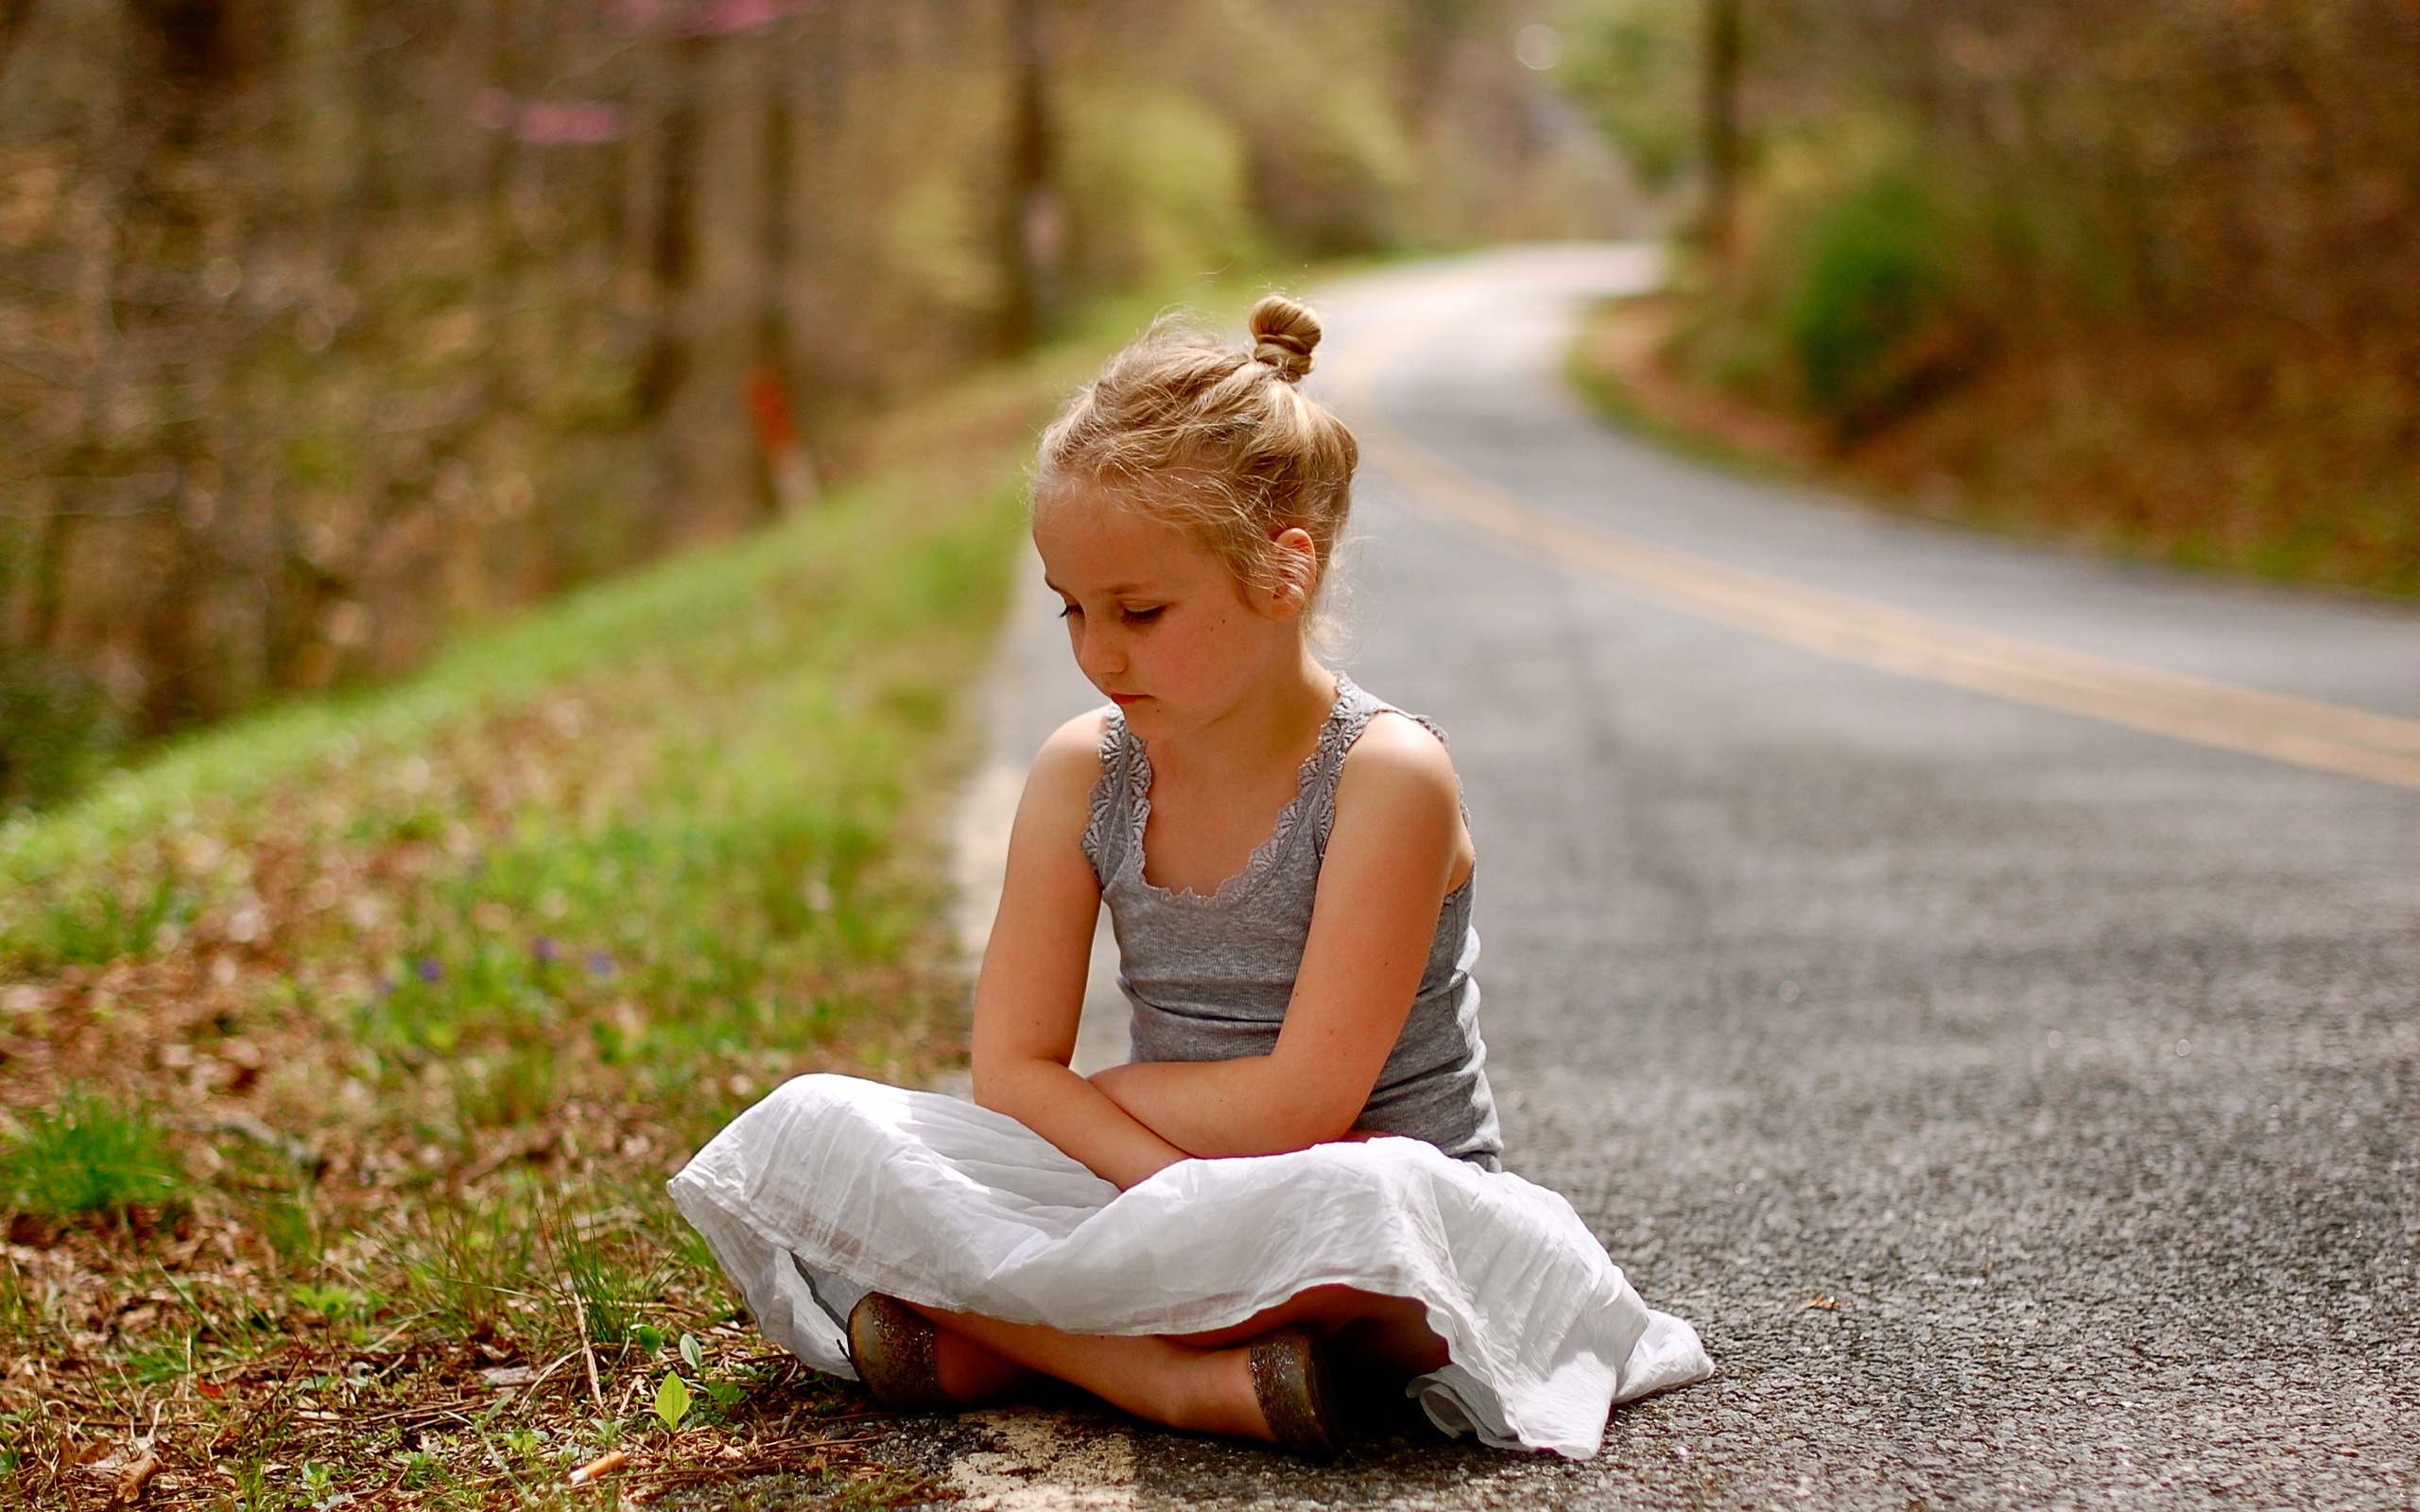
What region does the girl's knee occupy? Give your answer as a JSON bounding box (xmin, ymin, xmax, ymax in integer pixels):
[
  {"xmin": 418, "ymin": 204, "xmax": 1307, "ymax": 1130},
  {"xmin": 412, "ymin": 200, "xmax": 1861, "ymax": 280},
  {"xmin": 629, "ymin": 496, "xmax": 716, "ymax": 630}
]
[
  {"xmin": 1288, "ymin": 1284, "xmax": 1426, "ymax": 1332},
  {"xmin": 1169, "ymin": 1283, "xmax": 1418, "ymax": 1348}
]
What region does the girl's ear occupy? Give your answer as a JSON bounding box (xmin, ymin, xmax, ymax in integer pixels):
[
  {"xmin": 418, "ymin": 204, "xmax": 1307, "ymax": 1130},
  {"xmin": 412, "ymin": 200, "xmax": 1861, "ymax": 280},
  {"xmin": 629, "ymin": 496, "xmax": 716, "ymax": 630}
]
[{"xmin": 1266, "ymin": 527, "xmax": 1320, "ymax": 621}]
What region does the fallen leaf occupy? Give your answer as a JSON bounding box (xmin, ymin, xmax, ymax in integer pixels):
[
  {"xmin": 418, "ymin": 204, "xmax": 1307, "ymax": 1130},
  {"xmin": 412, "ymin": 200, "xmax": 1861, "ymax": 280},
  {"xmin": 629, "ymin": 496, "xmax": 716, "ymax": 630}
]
[
  {"xmin": 481, "ymin": 1366, "xmax": 538, "ymax": 1387},
  {"xmin": 117, "ymin": 1452, "xmax": 162, "ymax": 1504},
  {"xmin": 1803, "ymin": 1295, "xmax": 1840, "ymax": 1310}
]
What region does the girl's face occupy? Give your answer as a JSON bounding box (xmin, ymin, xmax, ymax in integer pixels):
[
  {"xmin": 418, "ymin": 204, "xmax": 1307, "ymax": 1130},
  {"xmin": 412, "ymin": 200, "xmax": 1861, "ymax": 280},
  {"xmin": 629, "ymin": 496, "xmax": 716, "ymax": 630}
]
[{"xmin": 1032, "ymin": 482, "xmax": 1312, "ymax": 741}]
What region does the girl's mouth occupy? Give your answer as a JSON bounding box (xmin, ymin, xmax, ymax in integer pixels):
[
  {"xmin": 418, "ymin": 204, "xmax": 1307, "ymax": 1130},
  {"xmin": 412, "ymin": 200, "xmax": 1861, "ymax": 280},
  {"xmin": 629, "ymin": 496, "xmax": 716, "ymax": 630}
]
[{"xmin": 1106, "ymin": 693, "xmax": 1148, "ymax": 706}]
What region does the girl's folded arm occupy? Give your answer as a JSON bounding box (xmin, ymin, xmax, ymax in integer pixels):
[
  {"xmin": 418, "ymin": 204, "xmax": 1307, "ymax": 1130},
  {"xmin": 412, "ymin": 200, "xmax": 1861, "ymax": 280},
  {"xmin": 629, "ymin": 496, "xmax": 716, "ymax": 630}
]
[
  {"xmin": 971, "ymin": 713, "xmax": 1195, "ymax": 1190},
  {"xmin": 1090, "ymin": 713, "xmax": 1469, "ymax": 1157}
]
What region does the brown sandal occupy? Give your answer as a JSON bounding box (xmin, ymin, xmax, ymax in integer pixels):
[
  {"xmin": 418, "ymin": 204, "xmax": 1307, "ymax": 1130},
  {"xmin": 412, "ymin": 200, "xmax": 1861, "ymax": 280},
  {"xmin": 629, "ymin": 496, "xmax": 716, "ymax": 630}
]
[
  {"xmin": 1249, "ymin": 1325, "xmax": 1344, "ymax": 1459},
  {"xmin": 845, "ymin": 1293, "xmax": 954, "ymax": 1412}
]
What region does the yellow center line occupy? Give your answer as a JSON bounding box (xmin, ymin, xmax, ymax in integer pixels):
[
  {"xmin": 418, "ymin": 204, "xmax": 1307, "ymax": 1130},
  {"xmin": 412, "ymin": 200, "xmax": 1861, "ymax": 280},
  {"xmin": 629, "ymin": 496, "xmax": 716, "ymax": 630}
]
[{"xmin": 1326, "ymin": 316, "xmax": 2420, "ymax": 794}]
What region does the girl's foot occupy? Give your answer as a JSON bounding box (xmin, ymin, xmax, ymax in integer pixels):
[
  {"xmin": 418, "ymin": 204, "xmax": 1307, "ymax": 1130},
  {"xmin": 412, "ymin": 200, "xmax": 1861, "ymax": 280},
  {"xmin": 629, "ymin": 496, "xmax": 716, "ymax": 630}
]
[
  {"xmin": 850, "ymin": 1293, "xmax": 1042, "ymax": 1410},
  {"xmin": 847, "ymin": 1293, "xmax": 951, "ymax": 1411},
  {"xmin": 1246, "ymin": 1326, "xmax": 1343, "ymax": 1459}
]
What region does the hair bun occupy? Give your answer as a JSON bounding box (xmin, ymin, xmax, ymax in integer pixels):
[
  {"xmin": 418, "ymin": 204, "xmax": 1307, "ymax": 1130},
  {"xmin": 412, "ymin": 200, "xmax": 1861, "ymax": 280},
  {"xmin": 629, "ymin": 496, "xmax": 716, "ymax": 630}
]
[{"xmin": 1247, "ymin": 294, "xmax": 1321, "ymax": 383}]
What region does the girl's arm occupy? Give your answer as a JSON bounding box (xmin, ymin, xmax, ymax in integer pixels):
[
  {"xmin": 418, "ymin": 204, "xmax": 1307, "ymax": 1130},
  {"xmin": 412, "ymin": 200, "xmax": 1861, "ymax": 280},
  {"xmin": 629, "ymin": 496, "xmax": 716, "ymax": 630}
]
[
  {"xmin": 970, "ymin": 713, "xmax": 1196, "ymax": 1190},
  {"xmin": 1087, "ymin": 713, "xmax": 1470, "ymax": 1157}
]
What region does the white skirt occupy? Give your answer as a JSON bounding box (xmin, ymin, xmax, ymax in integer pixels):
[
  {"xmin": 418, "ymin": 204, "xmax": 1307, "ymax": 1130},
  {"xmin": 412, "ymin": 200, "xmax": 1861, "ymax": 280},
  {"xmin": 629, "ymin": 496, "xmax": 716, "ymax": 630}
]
[{"xmin": 667, "ymin": 1074, "xmax": 1712, "ymax": 1459}]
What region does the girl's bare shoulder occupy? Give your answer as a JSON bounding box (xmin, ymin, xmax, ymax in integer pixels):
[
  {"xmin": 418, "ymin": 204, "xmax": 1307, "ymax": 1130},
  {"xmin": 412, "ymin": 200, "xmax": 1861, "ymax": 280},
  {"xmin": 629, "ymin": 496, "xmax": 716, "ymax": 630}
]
[
  {"xmin": 1335, "ymin": 709, "xmax": 1459, "ymax": 814},
  {"xmin": 1020, "ymin": 708, "xmax": 1117, "ymax": 823}
]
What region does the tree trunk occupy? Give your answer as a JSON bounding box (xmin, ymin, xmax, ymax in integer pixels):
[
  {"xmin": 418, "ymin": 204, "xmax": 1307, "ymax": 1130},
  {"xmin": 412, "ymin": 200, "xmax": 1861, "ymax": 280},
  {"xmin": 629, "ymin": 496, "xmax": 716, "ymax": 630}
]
[
  {"xmin": 660, "ymin": 32, "xmax": 776, "ymax": 546},
  {"xmin": 997, "ymin": 0, "xmax": 1059, "ymax": 351},
  {"xmin": 286, "ymin": 0, "xmax": 357, "ymax": 228},
  {"xmin": 1699, "ymin": 0, "xmax": 1743, "ymax": 260}
]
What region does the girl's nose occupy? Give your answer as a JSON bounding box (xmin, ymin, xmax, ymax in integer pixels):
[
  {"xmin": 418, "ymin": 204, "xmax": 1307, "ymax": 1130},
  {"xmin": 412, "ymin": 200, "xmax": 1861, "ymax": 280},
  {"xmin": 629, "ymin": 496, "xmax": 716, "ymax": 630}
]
[{"xmin": 1072, "ymin": 622, "xmax": 1125, "ymax": 683}]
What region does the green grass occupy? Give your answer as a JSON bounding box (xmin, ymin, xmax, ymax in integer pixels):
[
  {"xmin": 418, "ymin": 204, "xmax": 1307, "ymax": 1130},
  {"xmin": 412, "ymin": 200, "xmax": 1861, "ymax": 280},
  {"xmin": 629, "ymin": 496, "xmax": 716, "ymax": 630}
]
[
  {"xmin": 0, "ymin": 1086, "xmax": 185, "ymax": 1220},
  {"xmin": 0, "ymin": 353, "xmax": 1029, "ymax": 1511},
  {"xmin": 1, "ymin": 477, "xmax": 995, "ymax": 972}
]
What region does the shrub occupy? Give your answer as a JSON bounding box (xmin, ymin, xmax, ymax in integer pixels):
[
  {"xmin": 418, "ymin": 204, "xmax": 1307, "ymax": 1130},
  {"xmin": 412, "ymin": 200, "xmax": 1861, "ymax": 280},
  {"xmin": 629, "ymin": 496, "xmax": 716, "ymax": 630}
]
[
  {"xmin": 0, "ymin": 654, "xmax": 121, "ymax": 816},
  {"xmin": 1781, "ymin": 172, "xmax": 1972, "ymax": 432}
]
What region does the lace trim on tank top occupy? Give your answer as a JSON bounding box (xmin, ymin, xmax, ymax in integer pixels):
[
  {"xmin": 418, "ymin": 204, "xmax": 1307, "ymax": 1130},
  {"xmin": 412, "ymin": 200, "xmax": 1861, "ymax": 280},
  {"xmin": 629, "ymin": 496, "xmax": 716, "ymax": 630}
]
[
  {"xmin": 1080, "ymin": 678, "xmax": 1373, "ymax": 909},
  {"xmin": 1079, "ymin": 723, "xmax": 1125, "ymax": 881}
]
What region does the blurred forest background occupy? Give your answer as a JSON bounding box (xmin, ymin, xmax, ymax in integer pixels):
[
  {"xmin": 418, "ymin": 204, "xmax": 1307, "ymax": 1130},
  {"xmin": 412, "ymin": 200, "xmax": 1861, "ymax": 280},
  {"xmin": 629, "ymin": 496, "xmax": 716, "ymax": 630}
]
[
  {"xmin": 0, "ymin": 0, "xmax": 1628, "ymax": 813},
  {"xmin": 1549, "ymin": 0, "xmax": 2420, "ymax": 605},
  {"xmin": 9, "ymin": 0, "xmax": 2418, "ymax": 817}
]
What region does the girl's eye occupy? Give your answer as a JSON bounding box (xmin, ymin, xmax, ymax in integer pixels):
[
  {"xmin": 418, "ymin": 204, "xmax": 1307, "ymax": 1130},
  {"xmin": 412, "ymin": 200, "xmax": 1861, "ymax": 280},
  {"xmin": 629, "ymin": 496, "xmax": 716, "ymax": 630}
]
[
  {"xmin": 1057, "ymin": 603, "xmax": 1082, "ymax": 620},
  {"xmin": 1120, "ymin": 605, "xmax": 1166, "ymax": 626}
]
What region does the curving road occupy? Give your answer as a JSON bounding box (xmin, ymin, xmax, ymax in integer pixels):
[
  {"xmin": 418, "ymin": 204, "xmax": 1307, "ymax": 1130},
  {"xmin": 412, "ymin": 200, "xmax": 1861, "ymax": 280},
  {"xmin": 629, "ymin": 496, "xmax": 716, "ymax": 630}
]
[{"xmin": 918, "ymin": 246, "xmax": 2420, "ymax": 1510}]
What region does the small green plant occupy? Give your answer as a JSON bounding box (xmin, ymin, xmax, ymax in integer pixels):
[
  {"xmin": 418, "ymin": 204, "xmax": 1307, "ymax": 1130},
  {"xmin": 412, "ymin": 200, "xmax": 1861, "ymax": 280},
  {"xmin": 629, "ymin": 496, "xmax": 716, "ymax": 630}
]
[
  {"xmin": 298, "ymin": 1461, "xmax": 339, "ymax": 1508},
  {"xmin": 231, "ymin": 1457, "xmax": 278, "ymax": 1510},
  {"xmin": 0, "ymin": 1085, "xmax": 184, "ymax": 1218},
  {"xmin": 672, "ymin": 1332, "xmax": 747, "ymax": 1417},
  {"xmin": 395, "ymin": 1449, "xmax": 445, "ymax": 1488},
  {"xmin": 289, "ymin": 1284, "xmax": 368, "ymax": 1325},
  {"xmin": 653, "ymin": 1370, "xmax": 693, "ymax": 1433}
]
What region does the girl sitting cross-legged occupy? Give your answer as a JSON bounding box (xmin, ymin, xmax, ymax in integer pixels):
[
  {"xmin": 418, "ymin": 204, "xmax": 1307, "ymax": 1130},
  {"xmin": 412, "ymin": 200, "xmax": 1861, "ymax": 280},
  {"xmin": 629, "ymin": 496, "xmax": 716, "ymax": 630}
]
[{"xmin": 670, "ymin": 295, "xmax": 1710, "ymax": 1459}]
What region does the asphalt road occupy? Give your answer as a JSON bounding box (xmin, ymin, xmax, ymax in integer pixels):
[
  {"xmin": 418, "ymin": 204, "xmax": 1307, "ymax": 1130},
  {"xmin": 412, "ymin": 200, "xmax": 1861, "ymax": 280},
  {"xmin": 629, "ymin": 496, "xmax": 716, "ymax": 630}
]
[{"xmin": 900, "ymin": 246, "xmax": 2420, "ymax": 1511}]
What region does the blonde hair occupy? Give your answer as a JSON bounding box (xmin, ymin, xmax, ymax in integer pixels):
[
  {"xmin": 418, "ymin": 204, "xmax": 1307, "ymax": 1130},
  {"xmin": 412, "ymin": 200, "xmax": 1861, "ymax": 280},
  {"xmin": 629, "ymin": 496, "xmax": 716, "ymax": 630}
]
[{"xmin": 1035, "ymin": 294, "xmax": 1358, "ymax": 611}]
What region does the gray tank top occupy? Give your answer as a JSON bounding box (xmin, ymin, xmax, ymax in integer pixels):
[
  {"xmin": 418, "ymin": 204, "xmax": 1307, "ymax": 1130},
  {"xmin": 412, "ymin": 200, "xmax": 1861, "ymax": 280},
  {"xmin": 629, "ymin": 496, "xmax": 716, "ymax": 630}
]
[{"xmin": 1080, "ymin": 675, "xmax": 1503, "ymax": 1169}]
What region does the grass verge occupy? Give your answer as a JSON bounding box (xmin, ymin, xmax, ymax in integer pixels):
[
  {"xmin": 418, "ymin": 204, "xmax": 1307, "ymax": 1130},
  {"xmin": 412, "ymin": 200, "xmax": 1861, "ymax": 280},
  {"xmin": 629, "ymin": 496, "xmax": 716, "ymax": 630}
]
[
  {"xmin": 1565, "ymin": 293, "xmax": 1823, "ymax": 486},
  {"xmin": 0, "ymin": 272, "xmax": 1289, "ymax": 1505}
]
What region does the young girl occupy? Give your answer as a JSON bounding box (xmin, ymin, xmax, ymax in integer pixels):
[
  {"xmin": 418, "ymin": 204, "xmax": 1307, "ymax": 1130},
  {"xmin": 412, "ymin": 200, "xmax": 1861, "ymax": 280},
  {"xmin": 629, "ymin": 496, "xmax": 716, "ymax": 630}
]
[{"xmin": 670, "ymin": 296, "xmax": 1709, "ymax": 1459}]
